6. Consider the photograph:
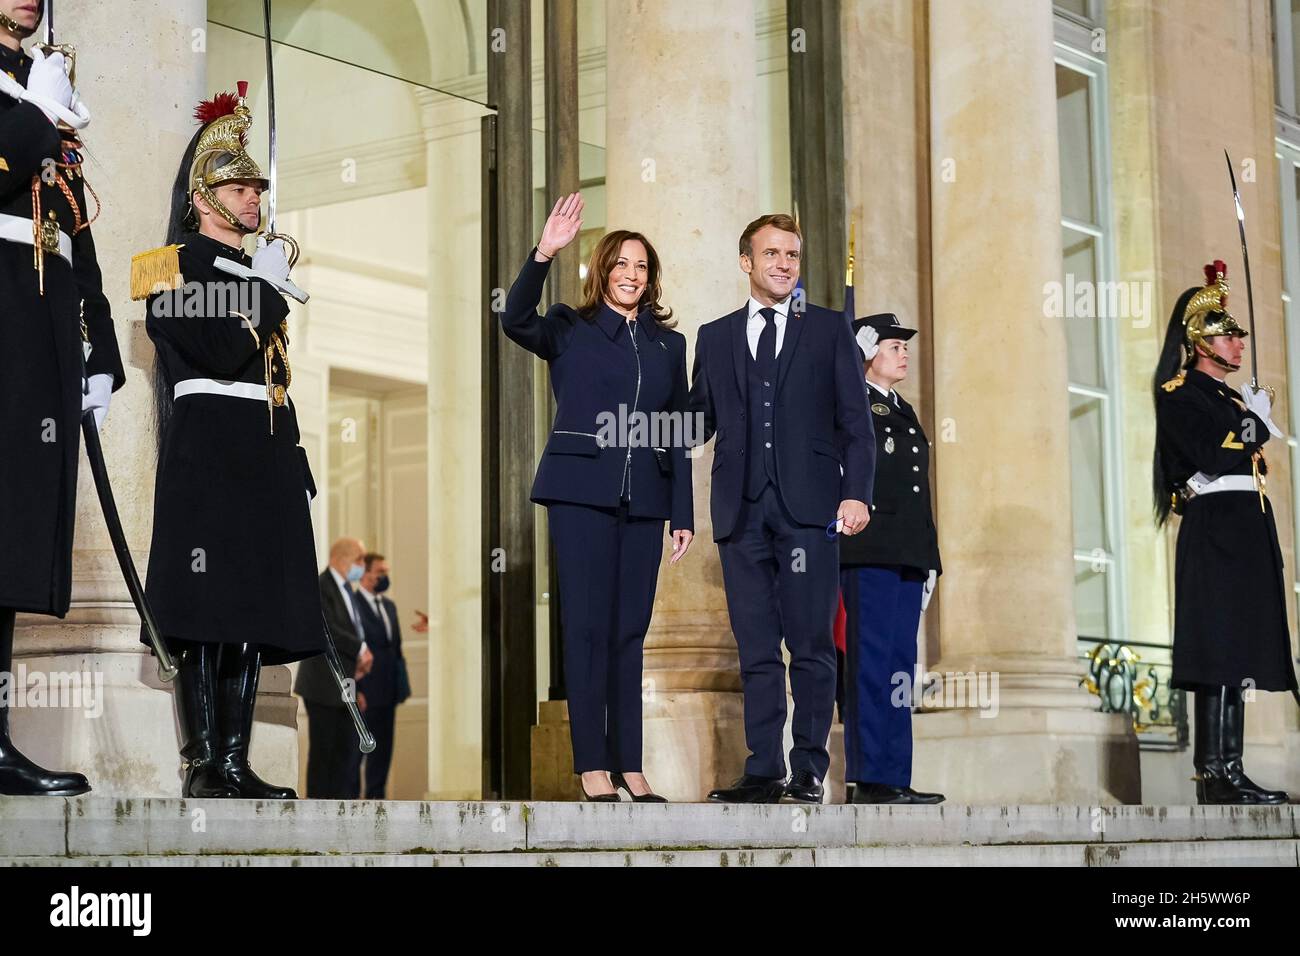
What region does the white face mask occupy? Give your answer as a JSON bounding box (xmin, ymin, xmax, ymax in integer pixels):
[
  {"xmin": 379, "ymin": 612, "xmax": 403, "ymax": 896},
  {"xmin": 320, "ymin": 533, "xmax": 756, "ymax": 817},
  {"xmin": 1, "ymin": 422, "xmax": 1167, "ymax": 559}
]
[{"xmin": 346, "ymin": 562, "xmax": 364, "ymax": 584}]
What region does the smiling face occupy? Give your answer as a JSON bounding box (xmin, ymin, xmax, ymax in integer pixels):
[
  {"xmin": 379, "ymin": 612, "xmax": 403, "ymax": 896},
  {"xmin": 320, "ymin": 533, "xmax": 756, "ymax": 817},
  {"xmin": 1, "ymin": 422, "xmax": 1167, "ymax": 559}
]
[
  {"xmin": 605, "ymin": 239, "xmax": 648, "ymax": 314},
  {"xmin": 741, "ymin": 224, "xmax": 801, "ymax": 306}
]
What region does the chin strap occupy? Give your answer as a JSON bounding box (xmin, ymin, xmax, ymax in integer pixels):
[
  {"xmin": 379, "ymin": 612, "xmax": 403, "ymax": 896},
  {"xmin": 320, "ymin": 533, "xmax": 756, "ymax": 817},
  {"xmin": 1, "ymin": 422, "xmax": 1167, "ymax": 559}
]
[
  {"xmin": 1193, "ymin": 342, "xmax": 1241, "ymax": 373},
  {"xmin": 0, "ymin": 11, "xmax": 34, "ymax": 39}
]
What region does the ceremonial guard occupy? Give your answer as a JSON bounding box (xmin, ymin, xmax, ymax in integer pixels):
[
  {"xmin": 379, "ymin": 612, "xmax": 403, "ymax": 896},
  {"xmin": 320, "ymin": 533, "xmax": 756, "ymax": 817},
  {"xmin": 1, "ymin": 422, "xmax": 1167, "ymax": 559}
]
[
  {"xmin": 838, "ymin": 314, "xmax": 944, "ymax": 805},
  {"xmin": 133, "ymin": 82, "xmax": 318, "ymax": 799},
  {"xmin": 0, "ymin": 0, "xmax": 124, "ymax": 795},
  {"xmin": 1153, "ymin": 261, "xmax": 1296, "ymax": 805}
]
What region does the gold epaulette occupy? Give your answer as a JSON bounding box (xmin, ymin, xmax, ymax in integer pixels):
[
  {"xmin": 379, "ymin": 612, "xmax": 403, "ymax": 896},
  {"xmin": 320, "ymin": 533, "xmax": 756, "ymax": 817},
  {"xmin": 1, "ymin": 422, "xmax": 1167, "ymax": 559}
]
[
  {"xmin": 129, "ymin": 244, "xmax": 185, "ymax": 301},
  {"xmin": 1160, "ymin": 371, "xmax": 1186, "ymax": 393}
]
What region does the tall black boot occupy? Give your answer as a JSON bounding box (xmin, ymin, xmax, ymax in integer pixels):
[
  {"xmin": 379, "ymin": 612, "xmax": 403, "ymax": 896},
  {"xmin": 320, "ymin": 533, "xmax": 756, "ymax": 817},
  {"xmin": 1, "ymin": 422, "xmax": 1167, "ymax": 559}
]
[
  {"xmin": 174, "ymin": 642, "xmax": 237, "ymax": 798},
  {"xmin": 1194, "ymin": 686, "xmax": 1254, "ymax": 805},
  {"xmin": 216, "ymin": 644, "xmax": 296, "ymax": 799},
  {"xmin": 1222, "ymin": 686, "xmax": 1288, "ymax": 805},
  {"xmin": 0, "ymin": 608, "xmax": 91, "ymax": 796}
]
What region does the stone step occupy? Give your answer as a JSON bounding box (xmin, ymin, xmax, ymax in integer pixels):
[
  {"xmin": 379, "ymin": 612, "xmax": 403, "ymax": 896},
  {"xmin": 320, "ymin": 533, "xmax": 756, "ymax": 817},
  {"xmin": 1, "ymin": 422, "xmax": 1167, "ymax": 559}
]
[
  {"xmin": 0, "ymin": 798, "xmax": 1295, "ymax": 862},
  {"xmin": 5, "ymin": 841, "xmax": 1299, "ymax": 867}
]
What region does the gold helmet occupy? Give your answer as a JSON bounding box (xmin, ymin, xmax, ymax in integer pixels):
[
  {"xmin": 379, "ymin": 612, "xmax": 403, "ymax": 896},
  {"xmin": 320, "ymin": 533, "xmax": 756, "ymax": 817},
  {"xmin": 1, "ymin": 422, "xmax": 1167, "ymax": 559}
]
[
  {"xmin": 187, "ymin": 81, "xmax": 267, "ymax": 233},
  {"xmin": 1183, "ymin": 259, "xmax": 1247, "ymax": 372}
]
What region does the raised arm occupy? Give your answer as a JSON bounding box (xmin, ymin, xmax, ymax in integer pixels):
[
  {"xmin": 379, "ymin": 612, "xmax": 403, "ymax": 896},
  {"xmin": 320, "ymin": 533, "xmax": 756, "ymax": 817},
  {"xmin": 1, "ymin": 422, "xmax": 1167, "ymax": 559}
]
[{"xmin": 500, "ymin": 192, "xmax": 584, "ymax": 360}]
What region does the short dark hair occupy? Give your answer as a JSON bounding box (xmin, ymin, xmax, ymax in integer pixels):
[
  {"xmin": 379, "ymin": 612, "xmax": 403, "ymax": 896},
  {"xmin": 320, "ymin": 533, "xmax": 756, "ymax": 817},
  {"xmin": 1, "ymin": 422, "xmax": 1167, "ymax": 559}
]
[
  {"xmin": 739, "ymin": 213, "xmax": 802, "ymax": 258},
  {"xmin": 363, "ymin": 552, "xmax": 386, "ymax": 571}
]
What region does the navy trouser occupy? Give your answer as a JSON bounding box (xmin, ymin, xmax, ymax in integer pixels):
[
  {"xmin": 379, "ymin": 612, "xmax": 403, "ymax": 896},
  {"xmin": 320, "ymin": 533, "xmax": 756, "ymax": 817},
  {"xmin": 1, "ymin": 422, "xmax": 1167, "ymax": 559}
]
[
  {"xmin": 548, "ymin": 501, "xmax": 664, "ymax": 773},
  {"xmin": 841, "ymin": 564, "xmax": 924, "ymax": 787},
  {"xmin": 717, "ymin": 484, "xmax": 839, "ymax": 780}
]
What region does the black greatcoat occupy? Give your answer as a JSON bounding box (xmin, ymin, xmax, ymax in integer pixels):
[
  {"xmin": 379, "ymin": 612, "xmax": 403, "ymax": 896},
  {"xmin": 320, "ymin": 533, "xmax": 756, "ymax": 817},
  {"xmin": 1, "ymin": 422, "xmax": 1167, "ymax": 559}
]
[
  {"xmin": 0, "ymin": 45, "xmax": 125, "ymax": 616},
  {"xmin": 142, "ymin": 231, "xmax": 322, "ymax": 664},
  {"xmin": 1156, "ymin": 368, "xmax": 1298, "ymax": 692},
  {"xmin": 838, "ymin": 387, "xmax": 941, "ymax": 574}
]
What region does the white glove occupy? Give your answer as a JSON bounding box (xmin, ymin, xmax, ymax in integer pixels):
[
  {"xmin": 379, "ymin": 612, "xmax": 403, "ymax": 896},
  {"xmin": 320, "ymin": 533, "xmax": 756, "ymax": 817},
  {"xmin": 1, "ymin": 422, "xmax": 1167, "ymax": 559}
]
[
  {"xmin": 855, "ymin": 324, "xmax": 879, "ymax": 361},
  {"xmin": 252, "ymin": 236, "xmax": 292, "ymax": 283},
  {"xmin": 1240, "ymin": 383, "xmax": 1284, "ymax": 439},
  {"xmin": 81, "ymin": 374, "xmax": 113, "ymax": 432},
  {"xmin": 22, "ymin": 49, "xmax": 88, "ymax": 129},
  {"xmin": 920, "ymin": 569, "xmax": 937, "ymax": 613}
]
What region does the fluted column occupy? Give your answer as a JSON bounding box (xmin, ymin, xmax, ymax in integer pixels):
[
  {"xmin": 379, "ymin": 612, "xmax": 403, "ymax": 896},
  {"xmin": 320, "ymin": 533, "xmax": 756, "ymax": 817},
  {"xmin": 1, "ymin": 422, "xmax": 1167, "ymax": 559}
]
[
  {"xmin": 12, "ymin": 2, "xmax": 298, "ymax": 795},
  {"xmin": 603, "ymin": 0, "xmax": 758, "ymax": 800},
  {"xmin": 917, "ymin": 0, "xmax": 1138, "ymax": 803}
]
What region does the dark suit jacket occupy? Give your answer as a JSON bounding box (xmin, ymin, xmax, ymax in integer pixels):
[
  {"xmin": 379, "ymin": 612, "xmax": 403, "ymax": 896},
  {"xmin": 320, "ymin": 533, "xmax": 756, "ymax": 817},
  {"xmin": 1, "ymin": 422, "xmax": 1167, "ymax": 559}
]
[
  {"xmin": 688, "ymin": 302, "xmax": 874, "ymax": 540},
  {"xmin": 501, "ymin": 250, "xmax": 693, "ymax": 531},
  {"xmin": 838, "ymin": 389, "xmax": 941, "ymax": 574},
  {"xmin": 355, "ymin": 591, "xmax": 406, "ymax": 710},
  {"xmin": 293, "ymin": 569, "xmax": 363, "ymax": 708}
]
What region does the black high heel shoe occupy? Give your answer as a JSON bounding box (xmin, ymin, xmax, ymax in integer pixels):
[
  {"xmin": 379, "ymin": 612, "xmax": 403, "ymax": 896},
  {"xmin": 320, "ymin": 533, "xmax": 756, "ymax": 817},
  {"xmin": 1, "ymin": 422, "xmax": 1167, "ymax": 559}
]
[
  {"xmin": 610, "ymin": 772, "xmax": 667, "ymax": 803},
  {"xmin": 577, "ymin": 773, "xmax": 620, "ymax": 802}
]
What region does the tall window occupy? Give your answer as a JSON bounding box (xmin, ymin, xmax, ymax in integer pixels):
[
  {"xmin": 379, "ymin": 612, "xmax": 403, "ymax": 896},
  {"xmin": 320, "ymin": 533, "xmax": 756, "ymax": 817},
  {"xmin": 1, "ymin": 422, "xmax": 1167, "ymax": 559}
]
[{"xmin": 1054, "ymin": 30, "xmax": 1127, "ymax": 651}]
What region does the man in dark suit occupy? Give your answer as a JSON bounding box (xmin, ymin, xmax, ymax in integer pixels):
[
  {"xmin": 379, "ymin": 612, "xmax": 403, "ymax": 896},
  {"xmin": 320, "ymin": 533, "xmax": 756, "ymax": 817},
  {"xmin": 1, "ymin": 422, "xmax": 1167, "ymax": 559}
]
[
  {"xmin": 690, "ymin": 214, "xmax": 875, "ymax": 804},
  {"xmin": 354, "ymin": 552, "xmax": 410, "ymax": 799},
  {"xmin": 293, "ymin": 537, "xmax": 373, "ymax": 799}
]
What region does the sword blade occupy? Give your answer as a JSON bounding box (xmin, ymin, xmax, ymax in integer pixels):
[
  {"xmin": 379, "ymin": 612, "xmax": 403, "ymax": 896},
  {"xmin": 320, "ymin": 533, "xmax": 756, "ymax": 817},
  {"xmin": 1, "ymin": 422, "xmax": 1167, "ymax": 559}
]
[
  {"xmin": 1225, "ymin": 149, "xmax": 1259, "ymax": 386},
  {"xmin": 43, "ymin": 0, "xmax": 52, "ymax": 43},
  {"xmin": 262, "ymin": 0, "xmax": 277, "ymax": 233},
  {"xmin": 81, "ymin": 414, "xmax": 178, "ymax": 682}
]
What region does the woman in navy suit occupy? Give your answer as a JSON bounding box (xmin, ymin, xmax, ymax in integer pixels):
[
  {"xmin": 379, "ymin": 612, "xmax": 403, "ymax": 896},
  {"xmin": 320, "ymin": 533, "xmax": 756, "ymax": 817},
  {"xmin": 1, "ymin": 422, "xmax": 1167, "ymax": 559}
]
[{"xmin": 501, "ymin": 193, "xmax": 694, "ymax": 802}]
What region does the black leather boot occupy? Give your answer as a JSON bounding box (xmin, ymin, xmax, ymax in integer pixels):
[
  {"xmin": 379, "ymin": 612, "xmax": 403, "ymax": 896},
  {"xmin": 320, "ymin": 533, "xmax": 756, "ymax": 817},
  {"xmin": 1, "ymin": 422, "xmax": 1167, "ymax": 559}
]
[
  {"xmin": 216, "ymin": 644, "xmax": 296, "ymax": 799},
  {"xmin": 1222, "ymin": 686, "xmax": 1288, "ymax": 805},
  {"xmin": 1194, "ymin": 686, "xmax": 1254, "ymax": 805},
  {"xmin": 0, "ymin": 608, "xmax": 92, "ymax": 796},
  {"xmin": 174, "ymin": 642, "xmax": 237, "ymax": 798}
]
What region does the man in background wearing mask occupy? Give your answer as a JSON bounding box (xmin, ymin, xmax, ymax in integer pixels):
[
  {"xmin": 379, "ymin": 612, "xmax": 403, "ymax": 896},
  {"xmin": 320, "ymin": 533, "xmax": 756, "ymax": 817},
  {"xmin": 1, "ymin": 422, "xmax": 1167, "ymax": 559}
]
[
  {"xmin": 294, "ymin": 537, "xmax": 373, "ymax": 798},
  {"xmin": 355, "ymin": 553, "xmax": 411, "ymax": 799}
]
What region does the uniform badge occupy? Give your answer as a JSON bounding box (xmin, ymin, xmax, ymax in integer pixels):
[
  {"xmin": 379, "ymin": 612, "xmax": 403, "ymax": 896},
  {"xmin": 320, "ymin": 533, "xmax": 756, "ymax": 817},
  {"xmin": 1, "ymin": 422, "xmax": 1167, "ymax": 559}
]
[
  {"xmin": 884, "ymin": 436, "xmax": 895, "ymax": 454},
  {"xmin": 871, "ymin": 402, "xmax": 891, "ymax": 416}
]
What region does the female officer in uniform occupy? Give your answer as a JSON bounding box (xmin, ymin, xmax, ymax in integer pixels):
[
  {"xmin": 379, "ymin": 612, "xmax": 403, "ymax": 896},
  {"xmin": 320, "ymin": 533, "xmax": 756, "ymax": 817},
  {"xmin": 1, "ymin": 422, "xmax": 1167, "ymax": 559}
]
[
  {"xmin": 501, "ymin": 193, "xmax": 693, "ymax": 802},
  {"xmin": 1153, "ymin": 261, "xmax": 1295, "ymax": 805},
  {"xmin": 134, "ymin": 84, "xmax": 318, "ymax": 800},
  {"xmin": 838, "ymin": 314, "xmax": 944, "ymax": 805},
  {"xmin": 0, "ymin": 1, "xmax": 123, "ymax": 796}
]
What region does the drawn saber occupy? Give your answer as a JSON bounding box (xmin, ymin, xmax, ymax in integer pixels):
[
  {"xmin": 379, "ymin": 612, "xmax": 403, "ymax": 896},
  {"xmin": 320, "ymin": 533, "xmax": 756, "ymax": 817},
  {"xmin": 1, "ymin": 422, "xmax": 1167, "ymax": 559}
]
[{"xmin": 1224, "ymin": 150, "xmax": 1259, "ymax": 387}]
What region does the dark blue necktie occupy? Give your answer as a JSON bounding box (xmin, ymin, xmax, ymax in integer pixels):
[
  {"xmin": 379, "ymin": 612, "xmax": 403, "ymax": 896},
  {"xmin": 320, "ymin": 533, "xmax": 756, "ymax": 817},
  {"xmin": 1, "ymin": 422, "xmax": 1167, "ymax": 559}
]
[{"xmin": 756, "ymin": 307, "xmax": 777, "ymax": 378}]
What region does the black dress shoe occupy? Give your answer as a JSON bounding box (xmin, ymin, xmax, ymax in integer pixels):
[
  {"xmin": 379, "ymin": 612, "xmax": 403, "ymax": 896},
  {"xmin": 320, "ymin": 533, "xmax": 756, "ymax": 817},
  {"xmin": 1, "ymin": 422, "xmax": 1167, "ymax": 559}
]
[
  {"xmin": 707, "ymin": 774, "xmax": 787, "ymax": 804},
  {"xmin": 610, "ymin": 772, "xmax": 667, "ymax": 803},
  {"xmin": 782, "ymin": 770, "xmax": 824, "ymax": 804},
  {"xmin": 852, "ymin": 782, "xmax": 945, "ymax": 805}
]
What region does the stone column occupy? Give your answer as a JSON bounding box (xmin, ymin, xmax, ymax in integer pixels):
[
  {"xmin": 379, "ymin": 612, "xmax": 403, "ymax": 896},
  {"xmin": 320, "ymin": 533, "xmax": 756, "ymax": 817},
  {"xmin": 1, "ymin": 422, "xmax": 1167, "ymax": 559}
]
[
  {"xmin": 418, "ymin": 89, "xmax": 486, "ymax": 799},
  {"xmin": 601, "ymin": 0, "xmax": 759, "ymax": 801},
  {"xmin": 917, "ymin": 0, "xmax": 1139, "ymax": 803},
  {"xmin": 11, "ymin": 2, "xmax": 298, "ymax": 796}
]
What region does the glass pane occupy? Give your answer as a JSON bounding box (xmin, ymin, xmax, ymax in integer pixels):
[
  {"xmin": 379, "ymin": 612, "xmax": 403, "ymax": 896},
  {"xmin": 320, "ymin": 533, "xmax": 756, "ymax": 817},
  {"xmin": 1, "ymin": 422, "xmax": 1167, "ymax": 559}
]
[
  {"xmin": 1056, "ymin": 64, "xmax": 1095, "ymax": 225},
  {"xmin": 1056, "ymin": 0, "xmax": 1091, "ymax": 19},
  {"xmin": 1069, "ymin": 393, "xmax": 1109, "ymax": 553},
  {"xmin": 1062, "ymin": 228, "xmax": 1103, "ymax": 388},
  {"xmin": 209, "ymin": 0, "xmax": 491, "ymax": 105},
  {"xmin": 1074, "ymin": 562, "xmax": 1110, "ymax": 642},
  {"xmin": 1293, "ymin": 0, "xmax": 1300, "ymax": 111}
]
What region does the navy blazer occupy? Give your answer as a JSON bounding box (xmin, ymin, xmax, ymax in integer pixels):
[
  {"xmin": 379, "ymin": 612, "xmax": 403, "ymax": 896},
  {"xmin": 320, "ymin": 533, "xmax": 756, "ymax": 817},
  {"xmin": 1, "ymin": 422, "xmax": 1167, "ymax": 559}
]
[
  {"xmin": 501, "ymin": 250, "xmax": 694, "ymax": 531},
  {"xmin": 688, "ymin": 302, "xmax": 874, "ymax": 541},
  {"xmin": 355, "ymin": 591, "xmax": 406, "ymax": 711},
  {"xmin": 838, "ymin": 389, "xmax": 941, "ymax": 574}
]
